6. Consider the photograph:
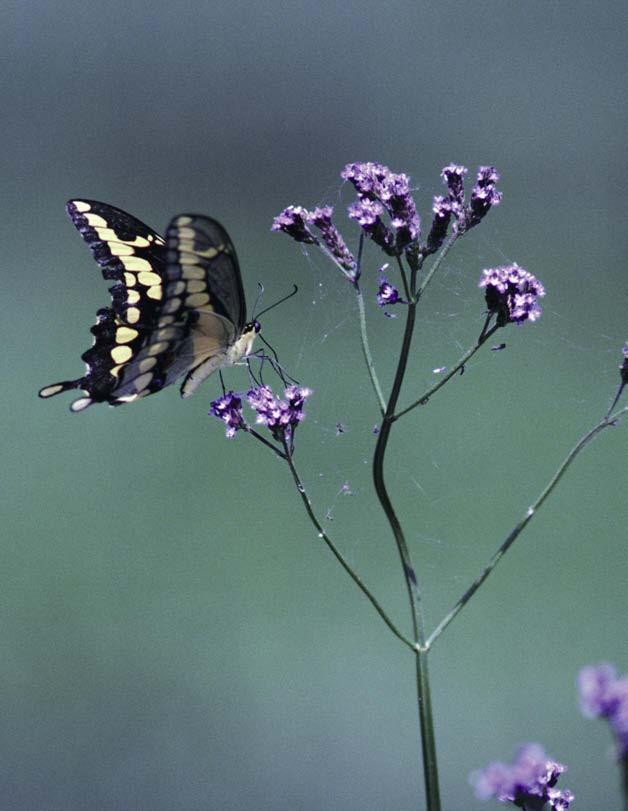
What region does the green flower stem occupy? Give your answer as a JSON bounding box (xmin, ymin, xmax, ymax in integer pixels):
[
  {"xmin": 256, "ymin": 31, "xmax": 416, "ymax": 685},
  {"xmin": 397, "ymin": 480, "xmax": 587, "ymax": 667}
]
[
  {"xmin": 355, "ymin": 286, "xmax": 387, "ymax": 416},
  {"xmin": 426, "ymin": 405, "xmax": 628, "ymax": 649},
  {"xmin": 372, "ymin": 260, "xmax": 442, "ymax": 811},
  {"xmin": 394, "ymin": 321, "xmax": 499, "ymax": 421},
  {"xmin": 281, "ymin": 438, "xmax": 416, "ymax": 653}
]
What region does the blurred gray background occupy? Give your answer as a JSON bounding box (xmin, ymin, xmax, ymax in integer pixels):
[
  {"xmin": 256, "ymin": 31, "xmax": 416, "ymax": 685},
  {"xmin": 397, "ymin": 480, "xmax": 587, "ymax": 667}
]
[{"xmin": 2, "ymin": 1, "xmax": 626, "ymax": 809}]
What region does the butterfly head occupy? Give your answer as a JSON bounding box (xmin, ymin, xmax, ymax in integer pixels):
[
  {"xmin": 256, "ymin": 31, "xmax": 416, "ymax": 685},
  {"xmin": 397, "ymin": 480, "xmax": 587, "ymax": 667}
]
[{"xmin": 244, "ymin": 319, "xmax": 262, "ymax": 335}]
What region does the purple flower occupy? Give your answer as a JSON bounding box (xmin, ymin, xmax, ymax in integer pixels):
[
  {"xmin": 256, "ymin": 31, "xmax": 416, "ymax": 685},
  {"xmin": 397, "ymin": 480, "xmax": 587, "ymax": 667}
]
[
  {"xmin": 247, "ymin": 384, "xmax": 312, "ymax": 443},
  {"xmin": 308, "ymin": 206, "xmax": 357, "ymax": 279},
  {"xmin": 343, "ymin": 161, "xmax": 420, "ymax": 254},
  {"xmin": 271, "ymin": 206, "xmax": 317, "ymax": 243},
  {"xmin": 468, "ymin": 165, "xmax": 503, "ymax": 227},
  {"xmin": 209, "ymin": 391, "xmax": 246, "ymax": 438},
  {"xmin": 471, "ymin": 744, "xmax": 573, "ymax": 810},
  {"xmin": 441, "ymin": 163, "xmax": 468, "ymax": 212},
  {"xmin": 439, "ymin": 163, "xmax": 502, "ymax": 235},
  {"xmin": 479, "ymin": 263, "xmax": 545, "ymax": 326},
  {"xmin": 376, "ymin": 265, "xmax": 404, "ymax": 308},
  {"xmin": 426, "ymin": 195, "xmax": 454, "ymax": 254},
  {"xmin": 579, "ymin": 663, "xmax": 628, "ymax": 757}
]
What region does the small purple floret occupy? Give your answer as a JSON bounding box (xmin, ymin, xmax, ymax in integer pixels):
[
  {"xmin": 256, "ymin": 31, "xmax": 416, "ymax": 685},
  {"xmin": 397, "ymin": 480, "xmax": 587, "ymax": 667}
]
[
  {"xmin": 471, "ymin": 744, "xmax": 573, "ymax": 810},
  {"xmin": 209, "ymin": 391, "xmax": 246, "ymax": 438},
  {"xmin": 247, "ymin": 384, "xmax": 312, "ymax": 442},
  {"xmin": 479, "ymin": 263, "xmax": 545, "ymax": 325},
  {"xmin": 376, "ymin": 265, "xmax": 404, "ymax": 308},
  {"xmin": 579, "ymin": 663, "xmax": 628, "ymax": 757},
  {"xmin": 271, "ymin": 206, "xmax": 317, "ymax": 243}
]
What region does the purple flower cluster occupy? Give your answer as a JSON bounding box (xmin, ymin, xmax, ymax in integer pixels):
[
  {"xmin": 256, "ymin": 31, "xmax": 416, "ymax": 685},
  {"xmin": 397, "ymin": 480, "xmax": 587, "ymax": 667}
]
[
  {"xmin": 209, "ymin": 391, "xmax": 246, "ymax": 438},
  {"xmin": 579, "ymin": 662, "xmax": 628, "ymax": 757},
  {"xmin": 247, "ymin": 384, "xmax": 312, "ymax": 442},
  {"xmin": 479, "ymin": 263, "xmax": 546, "ymax": 326},
  {"xmin": 426, "ymin": 164, "xmax": 502, "ymax": 252},
  {"xmin": 342, "ymin": 162, "xmax": 421, "ymax": 256},
  {"xmin": 272, "ymin": 205, "xmax": 357, "ymax": 281},
  {"xmin": 471, "ymin": 744, "xmax": 574, "ymax": 810},
  {"xmin": 210, "ymin": 385, "xmax": 312, "ymax": 444}
]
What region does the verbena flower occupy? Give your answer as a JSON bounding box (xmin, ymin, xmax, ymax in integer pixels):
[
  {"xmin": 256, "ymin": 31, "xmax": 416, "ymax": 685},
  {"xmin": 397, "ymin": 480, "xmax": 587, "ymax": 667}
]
[
  {"xmin": 271, "ymin": 206, "xmax": 317, "ymax": 243},
  {"xmin": 343, "ymin": 161, "xmax": 421, "ymax": 255},
  {"xmin": 579, "ymin": 662, "xmax": 628, "ymax": 758},
  {"xmin": 471, "ymin": 744, "xmax": 574, "ymax": 810},
  {"xmin": 426, "ymin": 195, "xmax": 454, "ymax": 254},
  {"xmin": 272, "ymin": 205, "xmax": 357, "ymax": 282},
  {"xmin": 479, "ymin": 263, "xmax": 545, "ymax": 326},
  {"xmin": 247, "ymin": 384, "xmax": 312, "ymax": 443},
  {"xmin": 209, "ymin": 391, "xmax": 246, "ymax": 438},
  {"xmin": 376, "ymin": 265, "xmax": 404, "ymax": 308},
  {"xmin": 468, "ymin": 166, "xmax": 503, "ymax": 227},
  {"xmin": 308, "ymin": 206, "xmax": 358, "ymax": 279}
]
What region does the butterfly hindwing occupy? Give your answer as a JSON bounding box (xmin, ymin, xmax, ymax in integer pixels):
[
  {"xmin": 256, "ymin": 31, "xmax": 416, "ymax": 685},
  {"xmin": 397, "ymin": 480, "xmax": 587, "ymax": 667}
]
[{"xmin": 39, "ymin": 203, "xmax": 248, "ymax": 411}]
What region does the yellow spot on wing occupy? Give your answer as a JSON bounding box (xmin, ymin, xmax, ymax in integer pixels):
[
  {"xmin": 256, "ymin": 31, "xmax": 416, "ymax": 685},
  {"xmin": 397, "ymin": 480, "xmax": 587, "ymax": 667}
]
[
  {"xmin": 111, "ymin": 345, "xmax": 133, "ymax": 364},
  {"xmin": 176, "ymin": 216, "xmax": 193, "ymax": 226},
  {"xmin": 73, "ymin": 201, "xmax": 91, "ymax": 212},
  {"xmin": 186, "ymin": 280, "xmax": 206, "ymax": 293},
  {"xmin": 137, "ymin": 271, "xmax": 161, "ymax": 286},
  {"xmin": 126, "ymin": 307, "xmax": 140, "ymax": 323},
  {"xmin": 120, "ymin": 256, "xmax": 152, "ymax": 271},
  {"xmin": 139, "ymin": 357, "xmax": 157, "ymax": 372},
  {"xmin": 147, "ymin": 341, "xmax": 168, "ymax": 356},
  {"xmin": 84, "ymin": 213, "xmax": 108, "ymax": 227},
  {"xmin": 109, "ymin": 243, "xmax": 135, "ymax": 256},
  {"xmin": 147, "ymin": 286, "xmax": 162, "ymax": 300},
  {"xmin": 116, "ymin": 326, "xmax": 139, "ymax": 343},
  {"xmin": 124, "ymin": 273, "xmax": 136, "ymax": 287},
  {"xmin": 126, "ymin": 290, "xmax": 140, "ymax": 304},
  {"xmin": 186, "ymin": 292, "xmax": 210, "ymax": 307},
  {"xmin": 39, "ymin": 384, "xmax": 64, "ymax": 397}
]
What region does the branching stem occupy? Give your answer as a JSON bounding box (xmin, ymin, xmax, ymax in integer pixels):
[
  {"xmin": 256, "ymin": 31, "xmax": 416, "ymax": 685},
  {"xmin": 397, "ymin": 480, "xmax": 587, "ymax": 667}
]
[
  {"xmin": 281, "ymin": 439, "xmax": 416, "ymax": 653},
  {"xmin": 426, "ymin": 405, "xmax": 628, "ymax": 648}
]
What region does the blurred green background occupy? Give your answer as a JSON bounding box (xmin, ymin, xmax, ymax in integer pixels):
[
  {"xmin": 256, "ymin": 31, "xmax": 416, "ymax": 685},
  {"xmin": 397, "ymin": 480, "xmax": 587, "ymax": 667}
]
[{"xmin": 2, "ymin": 1, "xmax": 626, "ymax": 809}]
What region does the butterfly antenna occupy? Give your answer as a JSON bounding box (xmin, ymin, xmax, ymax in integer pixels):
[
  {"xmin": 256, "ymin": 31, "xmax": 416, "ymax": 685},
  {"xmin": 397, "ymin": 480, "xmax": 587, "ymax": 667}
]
[
  {"xmin": 252, "ymin": 283, "xmax": 265, "ymax": 320},
  {"xmin": 254, "ymin": 284, "xmax": 298, "ymax": 320}
]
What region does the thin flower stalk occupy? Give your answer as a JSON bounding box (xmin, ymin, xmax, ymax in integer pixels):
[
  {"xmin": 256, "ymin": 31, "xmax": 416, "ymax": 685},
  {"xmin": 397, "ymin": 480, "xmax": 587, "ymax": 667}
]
[
  {"xmin": 372, "ymin": 257, "xmax": 442, "ymax": 810},
  {"xmin": 394, "ymin": 317, "xmax": 498, "ymax": 420},
  {"xmin": 427, "ymin": 404, "xmax": 628, "ymax": 648},
  {"xmin": 280, "ymin": 437, "xmax": 416, "ymax": 652}
]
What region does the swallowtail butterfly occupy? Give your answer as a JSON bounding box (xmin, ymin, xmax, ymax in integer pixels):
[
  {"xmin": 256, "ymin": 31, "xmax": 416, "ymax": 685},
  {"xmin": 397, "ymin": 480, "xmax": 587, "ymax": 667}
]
[{"xmin": 39, "ymin": 201, "xmax": 259, "ymax": 412}]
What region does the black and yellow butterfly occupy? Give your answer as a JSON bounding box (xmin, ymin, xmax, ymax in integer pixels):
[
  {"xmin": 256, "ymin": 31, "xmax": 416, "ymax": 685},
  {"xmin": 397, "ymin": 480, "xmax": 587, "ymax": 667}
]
[{"xmin": 39, "ymin": 200, "xmax": 260, "ymax": 412}]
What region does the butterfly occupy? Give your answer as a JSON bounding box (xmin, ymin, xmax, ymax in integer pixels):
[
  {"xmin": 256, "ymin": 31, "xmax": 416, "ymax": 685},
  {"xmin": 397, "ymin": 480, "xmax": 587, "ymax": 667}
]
[{"xmin": 39, "ymin": 200, "xmax": 260, "ymax": 412}]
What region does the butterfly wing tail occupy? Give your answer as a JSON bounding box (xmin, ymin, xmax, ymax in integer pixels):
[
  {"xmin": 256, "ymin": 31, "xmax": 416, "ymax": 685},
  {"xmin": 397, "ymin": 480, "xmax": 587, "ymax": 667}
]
[{"xmin": 38, "ymin": 380, "xmax": 94, "ymax": 412}]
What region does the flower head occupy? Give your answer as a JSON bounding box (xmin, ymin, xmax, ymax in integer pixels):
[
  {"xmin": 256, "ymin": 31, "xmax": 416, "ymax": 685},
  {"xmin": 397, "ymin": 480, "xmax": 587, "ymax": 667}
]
[
  {"xmin": 425, "ymin": 195, "xmax": 454, "ymax": 254},
  {"xmin": 308, "ymin": 206, "xmax": 357, "ymax": 278},
  {"xmin": 479, "ymin": 263, "xmax": 545, "ymax": 326},
  {"xmin": 247, "ymin": 384, "xmax": 312, "ymax": 443},
  {"xmin": 579, "ymin": 663, "xmax": 628, "ymax": 757},
  {"xmin": 343, "ymin": 161, "xmax": 420, "ymax": 254},
  {"xmin": 468, "ymin": 165, "xmax": 503, "ymax": 227},
  {"xmin": 471, "ymin": 744, "xmax": 573, "ymax": 810},
  {"xmin": 271, "ymin": 206, "xmax": 317, "ymax": 243},
  {"xmin": 439, "ymin": 163, "xmax": 501, "ymax": 235},
  {"xmin": 209, "ymin": 391, "xmax": 246, "ymax": 438}
]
